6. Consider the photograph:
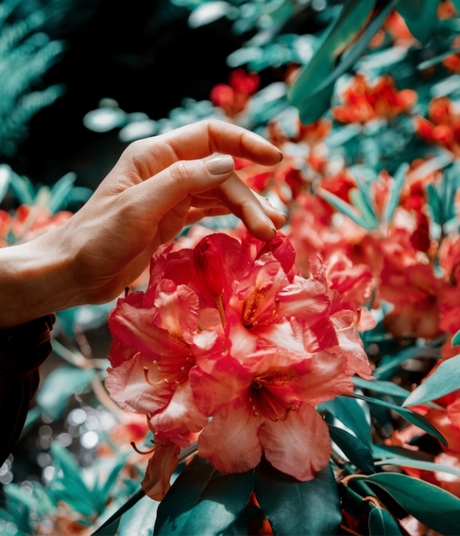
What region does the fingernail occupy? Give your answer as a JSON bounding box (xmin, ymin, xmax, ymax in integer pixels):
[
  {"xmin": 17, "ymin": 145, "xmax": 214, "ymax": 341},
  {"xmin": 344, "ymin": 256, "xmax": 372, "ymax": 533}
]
[{"xmin": 206, "ymin": 155, "xmax": 234, "ymax": 175}]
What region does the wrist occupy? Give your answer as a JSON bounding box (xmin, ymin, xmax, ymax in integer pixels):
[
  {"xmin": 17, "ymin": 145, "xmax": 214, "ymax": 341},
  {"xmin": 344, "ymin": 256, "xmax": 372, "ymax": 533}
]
[{"xmin": 0, "ymin": 226, "xmax": 81, "ymax": 328}]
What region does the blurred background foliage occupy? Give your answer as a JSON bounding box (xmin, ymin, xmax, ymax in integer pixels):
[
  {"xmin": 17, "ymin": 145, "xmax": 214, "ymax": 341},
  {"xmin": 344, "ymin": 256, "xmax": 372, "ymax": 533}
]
[{"xmin": 3, "ymin": 0, "xmax": 460, "ymax": 534}]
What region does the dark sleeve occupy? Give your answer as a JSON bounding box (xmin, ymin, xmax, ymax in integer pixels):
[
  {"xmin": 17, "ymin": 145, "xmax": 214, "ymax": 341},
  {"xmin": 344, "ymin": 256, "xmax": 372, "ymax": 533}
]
[{"xmin": 0, "ymin": 314, "xmax": 55, "ymax": 467}]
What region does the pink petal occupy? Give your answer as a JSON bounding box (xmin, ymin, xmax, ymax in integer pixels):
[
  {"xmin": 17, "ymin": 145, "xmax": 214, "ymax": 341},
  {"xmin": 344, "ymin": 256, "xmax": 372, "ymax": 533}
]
[
  {"xmin": 141, "ymin": 441, "xmax": 180, "ymax": 501},
  {"xmin": 149, "ymin": 382, "xmax": 208, "ymax": 436},
  {"xmin": 198, "ymin": 398, "xmax": 263, "ymax": 473},
  {"xmin": 105, "ymin": 354, "xmax": 170, "ymax": 414},
  {"xmin": 189, "ymin": 355, "xmax": 250, "ymax": 415},
  {"xmin": 260, "ymin": 404, "xmax": 331, "ymax": 481},
  {"xmin": 278, "ymin": 275, "xmax": 330, "ymax": 319}
]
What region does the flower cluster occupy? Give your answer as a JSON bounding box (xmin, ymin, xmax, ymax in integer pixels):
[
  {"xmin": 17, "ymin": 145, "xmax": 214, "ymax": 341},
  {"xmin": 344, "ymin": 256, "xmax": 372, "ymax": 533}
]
[{"xmin": 106, "ymin": 231, "xmax": 373, "ymax": 499}]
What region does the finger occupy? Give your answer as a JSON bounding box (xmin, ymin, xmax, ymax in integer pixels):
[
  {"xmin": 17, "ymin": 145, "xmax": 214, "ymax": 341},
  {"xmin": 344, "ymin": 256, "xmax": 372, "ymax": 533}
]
[
  {"xmin": 253, "ymin": 192, "xmax": 288, "ymax": 230},
  {"xmin": 125, "ymin": 120, "xmax": 283, "ymax": 179},
  {"xmin": 215, "ymin": 173, "xmax": 278, "ymax": 241},
  {"xmin": 185, "ymin": 206, "xmax": 232, "ymax": 225}
]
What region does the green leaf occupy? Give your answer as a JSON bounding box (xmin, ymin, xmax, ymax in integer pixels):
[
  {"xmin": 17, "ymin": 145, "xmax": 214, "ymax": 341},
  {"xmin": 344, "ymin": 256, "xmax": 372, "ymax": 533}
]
[
  {"xmin": 94, "ymin": 455, "xmax": 128, "ymax": 514},
  {"xmin": 49, "ymin": 443, "xmax": 96, "ymax": 518},
  {"xmin": 418, "ymin": 47, "xmax": 460, "ymax": 70},
  {"xmin": 288, "ymin": 0, "xmax": 377, "ymax": 113},
  {"xmin": 349, "ymin": 189, "xmax": 380, "ymax": 229},
  {"xmin": 397, "ymin": 0, "xmax": 440, "ymax": 44},
  {"xmin": 328, "ymin": 424, "xmax": 375, "ymax": 474},
  {"xmin": 0, "ymin": 164, "xmax": 11, "ymax": 202},
  {"xmin": 321, "ymin": 396, "xmax": 372, "ymax": 448},
  {"xmin": 117, "ymin": 494, "xmax": 158, "ymax": 536},
  {"xmin": 427, "ymin": 182, "xmax": 443, "ymax": 225},
  {"xmin": 317, "ymin": 187, "xmax": 375, "ymax": 230},
  {"xmin": 289, "ymin": 0, "xmax": 397, "ymax": 124},
  {"xmin": 92, "ymin": 489, "xmax": 145, "ymax": 536},
  {"xmin": 36, "ymin": 366, "xmax": 95, "ymax": 420},
  {"xmin": 373, "ymin": 345, "xmax": 440, "ymax": 381},
  {"xmin": 49, "ymin": 172, "xmax": 76, "ymax": 213},
  {"xmin": 452, "ymin": 329, "xmax": 460, "ymax": 346},
  {"xmin": 368, "ymin": 507, "xmax": 402, "ymax": 535},
  {"xmin": 9, "ymin": 172, "xmax": 35, "ymax": 204},
  {"xmin": 452, "ymin": 0, "xmax": 460, "ymax": 14},
  {"xmin": 362, "ymin": 473, "xmax": 460, "ymax": 535},
  {"xmin": 402, "ymin": 354, "xmax": 460, "ymax": 407},
  {"xmin": 353, "ymin": 377, "xmax": 411, "ymax": 399},
  {"xmin": 254, "ymin": 459, "xmax": 341, "ymax": 536},
  {"xmin": 351, "ymin": 394, "xmax": 447, "ymax": 446},
  {"xmin": 155, "ymin": 456, "xmax": 254, "ymax": 535},
  {"xmin": 376, "ymin": 458, "xmax": 460, "ymax": 478},
  {"xmin": 383, "ymin": 163, "xmax": 409, "ymax": 225}
]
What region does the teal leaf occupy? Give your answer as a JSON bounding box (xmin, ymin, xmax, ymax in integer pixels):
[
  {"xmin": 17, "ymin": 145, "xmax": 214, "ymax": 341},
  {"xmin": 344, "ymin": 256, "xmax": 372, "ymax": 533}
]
[
  {"xmin": 155, "ymin": 456, "xmax": 254, "ymax": 535},
  {"xmin": 397, "ymin": 0, "xmax": 440, "ymax": 44},
  {"xmin": 452, "ymin": 329, "xmax": 460, "ymax": 346},
  {"xmin": 368, "ymin": 507, "xmax": 402, "ymax": 536},
  {"xmin": 321, "ymin": 396, "xmax": 372, "ymax": 448},
  {"xmin": 373, "ymin": 345, "xmax": 440, "ymax": 381},
  {"xmin": 83, "ymin": 107, "xmax": 127, "ymax": 132},
  {"xmin": 94, "ymin": 455, "xmax": 128, "ymax": 514},
  {"xmin": 117, "ymin": 494, "xmax": 158, "ymax": 536},
  {"xmin": 36, "ymin": 366, "xmax": 95, "ymax": 420},
  {"xmin": 254, "ymin": 459, "xmax": 341, "ymax": 536},
  {"xmin": 289, "ymin": 0, "xmax": 397, "ymax": 124},
  {"xmin": 353, "ymin": 377, "xmax": 411, "ymax": 399},
  {"xmin": 49, "ymin": 172, "xmax": 76, "ymax": 213},
  {"xmin": 49, "ymin": 443, "xmax": 96, "ymax": 518},
  {"xmin": 362, "ymin": 473, "xmax": 460, "ymax": 535},
  {"xmin": 328, "ymin": 424, "xmax": 375, "ymax": 474},
  {"xmin": 383, "ymin": 163, "xmax": 409, "ymax": 225},
  {"xmin": 351, "ymin": 394, "xmax": 447, "ymax": 446},
  {"xmin": 418, "ymin": 47, "xmax": 460, "ymax": 70},
  {"xmin": 288, "ymin": 0, "xmax": 377, "ymax": 110},
  {"xmin": 0, "ymin": 164, "xmax": 11, "ymax": 203},
  {"xmin": 376, "ymin": 458, "xmax": 460, "ymax": 478},
  {"xmin": 9, "ymin": 172, "xmax": 35, "ymax": 204},
  {"xmin": 427, "ymin": 182, "xmax": 442, "ymax": 224},
  {"xmin": 403, "ymin": 354, "xmax": 460, "ymax": 407},
  {"xmin": 92, "ymin": 489, "xmax": 145, "ymax": 536},
  {"xmin": 317, "ymin": 187, "xmax": 375, "ymax": 230}
]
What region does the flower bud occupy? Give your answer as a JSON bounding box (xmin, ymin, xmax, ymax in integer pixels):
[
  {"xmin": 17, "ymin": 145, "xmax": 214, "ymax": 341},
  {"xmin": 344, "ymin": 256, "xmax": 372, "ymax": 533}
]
[{"xmin": 194, "ymin": 236, "xmax": 224, "ymax": 297}]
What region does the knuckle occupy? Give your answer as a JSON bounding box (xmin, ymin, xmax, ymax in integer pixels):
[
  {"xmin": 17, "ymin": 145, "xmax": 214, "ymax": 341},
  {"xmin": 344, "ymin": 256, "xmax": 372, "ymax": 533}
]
[{"xmin": 169, "ymin": 160, "xmax": 192, "ymax": 186}]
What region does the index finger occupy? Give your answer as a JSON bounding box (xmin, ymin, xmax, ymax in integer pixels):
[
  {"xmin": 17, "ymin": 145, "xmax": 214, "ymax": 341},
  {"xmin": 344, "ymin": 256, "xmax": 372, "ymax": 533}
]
[{"xmin": 129, "ymin": 119, "xmax": 283, "ymax": 179}]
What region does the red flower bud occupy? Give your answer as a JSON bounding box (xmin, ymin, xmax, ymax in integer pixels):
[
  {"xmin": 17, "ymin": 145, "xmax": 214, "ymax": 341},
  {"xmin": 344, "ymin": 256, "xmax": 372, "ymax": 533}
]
[{"xmin": 194, "ymin": 236, "xmax": 224, "ymax": 297}]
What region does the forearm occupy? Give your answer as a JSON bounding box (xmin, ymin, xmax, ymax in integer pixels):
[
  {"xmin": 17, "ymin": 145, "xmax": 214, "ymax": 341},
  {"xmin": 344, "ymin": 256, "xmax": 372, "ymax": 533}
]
[{"xmin": 0, "ymin": 228, "xmax": 80, "ymax": 328}]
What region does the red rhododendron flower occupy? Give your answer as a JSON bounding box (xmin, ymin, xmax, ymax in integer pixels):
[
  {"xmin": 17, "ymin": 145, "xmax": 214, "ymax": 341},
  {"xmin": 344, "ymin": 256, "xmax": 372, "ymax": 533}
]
[
  {"xmin": 210, "ymin": 69, "xmax": 260, "ymax": 118},
  {"xmin": 106, "ymin": 231, "xmax": 372, "ymax": 496},
  {"xmin": 332, "ymin": 74, "xmax": 417, "ymax": 124},
  {"xmin": 415, "ymin": 96, "xmax": 460, "ymax": 156}
]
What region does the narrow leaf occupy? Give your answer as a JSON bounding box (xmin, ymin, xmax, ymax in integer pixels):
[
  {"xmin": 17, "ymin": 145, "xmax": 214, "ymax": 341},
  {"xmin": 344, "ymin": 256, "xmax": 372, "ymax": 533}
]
[
  {"xmin": 328, "ymin": 424, "xmax": 375, "ymax": 473},
  {"xmin": 49, "ymin": 172, "xmax": 76, "ymax": 213},
  {"xmin": 36, "ymin": 366, "xmax": 95, "ymax": 420},
  {"xmin": 403, "ymin": 354, "xmax": 460, "ymax": 407},
  {"xmin": 383, "ymin": 163, "xmax": 409, "ymax": 224},
  {"xmin": 92, "ymin": 489, "xmax": 145, "ymax": 536},
  {"xmin": 397, "ymin": 0, "xmax": 440, "ymax": 44},
  {"xmin": 418, "ymin": 47, "xmax": 460, "ymax": 70},
  {"xmin": 353, "ymin": 377, "xmax": 411, "ymax": 399},
  {"xmin": 368, "ymin": 507, "xmax": 402, "ymax": 535},
  {"xmin": 321, "ymin": 396, "xmax": 372, "ymax": 448},
  {"xmin": 117, "ymin": 494, "xmax": 158, "ymax": 536},
  {"xmin": 362, "ymin": 473, "xmax": 460, "ymax": 535},
  {"xmin": 452, "ymin": 329, "xmax": 460, "ymax": 346},
  {"xmin": 155, "ymin": 456, "xmax": 254, "ymax": 535},
  {"xmin": 317, "ymin": 188, "xmax": 374, "ymax": 230},
  {"xmin": 350, "ymin": 394, "xmax": 447, "ymax": 446},
  {"xmin": 376, "ymin": 458, "xmax": 460, "ymax": 478},
  {"xmin": 254, "ymin": 459, "xmax": 341, "ymax": 536}
]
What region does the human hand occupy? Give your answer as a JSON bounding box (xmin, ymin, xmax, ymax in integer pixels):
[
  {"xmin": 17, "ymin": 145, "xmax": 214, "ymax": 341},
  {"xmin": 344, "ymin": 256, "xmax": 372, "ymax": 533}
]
[{"xmin": 19, "ymin": 120, "xmax": 284, "ymax": 318}]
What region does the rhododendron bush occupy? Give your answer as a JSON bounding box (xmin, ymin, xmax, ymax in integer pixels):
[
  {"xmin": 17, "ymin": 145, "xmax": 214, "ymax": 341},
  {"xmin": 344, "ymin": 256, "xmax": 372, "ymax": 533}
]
[{"xmin": 6, "ymin": 0, "xmax": 460, "ymax": 535}]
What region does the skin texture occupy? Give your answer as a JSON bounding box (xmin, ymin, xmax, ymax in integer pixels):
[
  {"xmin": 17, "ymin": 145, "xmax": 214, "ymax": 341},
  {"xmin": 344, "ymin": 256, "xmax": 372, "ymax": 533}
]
[{"xmin": 0, "ymin": 120, "xmax": 285, "ymax": 328}]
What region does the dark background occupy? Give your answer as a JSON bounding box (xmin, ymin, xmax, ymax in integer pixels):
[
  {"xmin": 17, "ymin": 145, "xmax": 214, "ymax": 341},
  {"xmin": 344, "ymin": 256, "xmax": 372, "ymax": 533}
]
[{"xmin": 6, "ymin": 0, "xmax": 248, "ymax": 189}]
